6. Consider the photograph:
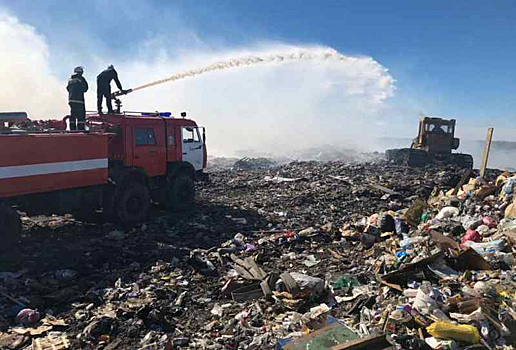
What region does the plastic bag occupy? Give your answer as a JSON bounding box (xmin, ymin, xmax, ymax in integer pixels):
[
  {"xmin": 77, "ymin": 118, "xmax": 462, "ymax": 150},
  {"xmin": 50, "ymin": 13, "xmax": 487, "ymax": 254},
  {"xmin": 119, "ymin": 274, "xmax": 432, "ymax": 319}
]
[
  {"xmin": 482, "ymin": 216, "xmax": 497, "ymax": 228},
  {"xmin": 412, "ymin": 282, "xmax": 449, "ymax": 321},
  {"xmin": 498, "ymin": 218, "xmax": 516, "ymax": 232},
  {"xmin": 476, "ymin": 224, "xmax": 490, "ymax": 236},
  {"xmin": 502, "ymin": 177, "xmax": 516, "ymax": 196},
  {"xmin": 400, "ymin": 236, "xmax": 426, "ymax": 249},
  {"xmin": 462, "ymin": 239, "xmax": 505, "ymax": 255},
  {"xmin": 436, "ymin": 207, "xmax": 460, "ymax": 220},
  {"xmin": 425, "ymin": 337, "xmax": 458, "ymax": 350},
  {"xmin": 449, "ymin": 308, "xmax": 485, "ymax": 323},
  {"xmin": 461, "ymin": 215, "xmax": 482, "ymax": 230},
  {"xmin": 460, "ymin": 229, "xmax": 481, "ymax": 246},
  {"xmin": 15, "ymin": 309, "xmax": 40, "ymax": 325},
  {"xmin": 276, "ymin": 272, "xmax": 324, "ymax": 294},
  {"xmin": 426, "ymin": 322, "xmax": 480, "ymax": 344}
]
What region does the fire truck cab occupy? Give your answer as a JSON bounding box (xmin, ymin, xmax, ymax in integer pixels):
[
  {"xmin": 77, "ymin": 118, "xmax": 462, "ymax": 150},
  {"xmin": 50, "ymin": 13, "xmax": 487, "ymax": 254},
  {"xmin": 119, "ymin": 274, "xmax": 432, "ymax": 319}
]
[{"xmin": 0, "ymin": 110, "xmax": 208, "ymax": 244}]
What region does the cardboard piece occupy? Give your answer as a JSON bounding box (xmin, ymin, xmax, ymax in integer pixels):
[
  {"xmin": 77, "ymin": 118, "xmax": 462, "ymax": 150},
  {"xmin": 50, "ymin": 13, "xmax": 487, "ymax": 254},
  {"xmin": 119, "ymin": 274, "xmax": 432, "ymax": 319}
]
[
  {"xmin": 331, "ymin": 334, "xmax": 393, "ymax": 350},
  {"xmin": 283, "ymin": 321, "xmax": 359, "ymax": 350},
  {"xmin": 231, "ymin": 283, "xmax": 264, "ymax": 302},
  {"xmin": 454, "ymin": 248, "xmax": 492, "ymax": 271},
  {"xmin": 452, "ymin": 169, "xmax": 473, "ymax": 196},
  {"xmin": 429, "ymin": 230, "xmax": 460, "ymax": 251}
]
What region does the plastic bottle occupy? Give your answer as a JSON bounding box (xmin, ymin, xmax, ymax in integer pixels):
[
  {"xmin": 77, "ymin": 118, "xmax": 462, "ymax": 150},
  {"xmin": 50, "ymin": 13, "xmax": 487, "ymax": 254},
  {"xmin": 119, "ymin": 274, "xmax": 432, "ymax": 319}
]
[{"xmin": 400, "ymin": 236, "xmax": 426, "ymax": 249}]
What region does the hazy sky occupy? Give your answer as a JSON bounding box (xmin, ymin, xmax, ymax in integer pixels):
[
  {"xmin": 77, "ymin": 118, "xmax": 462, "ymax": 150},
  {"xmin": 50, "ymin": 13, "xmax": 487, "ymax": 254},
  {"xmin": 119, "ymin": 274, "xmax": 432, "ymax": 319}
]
[{"xmin": 1, "ymin": 0, "xmax": 515, "ymax": 155}]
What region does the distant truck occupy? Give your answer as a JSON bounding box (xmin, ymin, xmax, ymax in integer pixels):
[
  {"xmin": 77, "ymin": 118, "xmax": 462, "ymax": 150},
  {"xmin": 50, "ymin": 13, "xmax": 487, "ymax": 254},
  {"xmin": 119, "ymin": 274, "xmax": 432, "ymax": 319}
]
[
  {"xmin": 385, "ymin": 116, "xmax": 473, "ymax": 168},
  {"xmin": 0, "ymin": 108, "xmax": 207, "ymax": 244}
]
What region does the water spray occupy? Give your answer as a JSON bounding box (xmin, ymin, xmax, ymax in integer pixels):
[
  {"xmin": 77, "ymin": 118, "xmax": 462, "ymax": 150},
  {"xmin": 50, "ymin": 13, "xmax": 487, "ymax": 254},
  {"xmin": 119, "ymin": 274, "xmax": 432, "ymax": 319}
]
[{"xmin": 112, "ymin": 49, "xmax": 365, "ymax": 101}]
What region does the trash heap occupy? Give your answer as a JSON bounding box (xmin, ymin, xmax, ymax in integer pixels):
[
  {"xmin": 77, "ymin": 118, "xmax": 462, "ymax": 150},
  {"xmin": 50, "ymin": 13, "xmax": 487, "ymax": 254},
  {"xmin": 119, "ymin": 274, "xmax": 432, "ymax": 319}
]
[
  {"xmin": 232, "ymin": 157, "xmax": 278, "ymax": 171},
  {"xmin": 3, "ymin": 160, "xmax": 516, "ymax": 349}
]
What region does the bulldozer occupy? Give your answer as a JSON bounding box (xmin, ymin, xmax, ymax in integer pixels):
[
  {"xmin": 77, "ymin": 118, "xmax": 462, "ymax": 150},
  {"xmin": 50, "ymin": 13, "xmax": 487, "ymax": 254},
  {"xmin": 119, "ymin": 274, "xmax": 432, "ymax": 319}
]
[{"xmin": 385, "ymin": 117, "xmax": 473, "ymax": 168}]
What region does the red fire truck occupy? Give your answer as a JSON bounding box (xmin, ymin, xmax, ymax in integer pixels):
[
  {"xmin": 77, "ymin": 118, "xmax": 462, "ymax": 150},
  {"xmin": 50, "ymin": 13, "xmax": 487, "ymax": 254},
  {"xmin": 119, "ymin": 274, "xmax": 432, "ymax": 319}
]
[{"xmin": 0, "ymin": 109, "xmax": 207, "ymax": 243}]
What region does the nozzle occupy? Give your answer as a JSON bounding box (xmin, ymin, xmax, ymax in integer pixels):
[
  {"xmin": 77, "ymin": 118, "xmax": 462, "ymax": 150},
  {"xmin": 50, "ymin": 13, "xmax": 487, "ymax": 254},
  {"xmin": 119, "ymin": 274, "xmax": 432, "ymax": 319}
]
[{"xmin": 111, "ymin": 89, "xmax": 133, "ymax": 99}]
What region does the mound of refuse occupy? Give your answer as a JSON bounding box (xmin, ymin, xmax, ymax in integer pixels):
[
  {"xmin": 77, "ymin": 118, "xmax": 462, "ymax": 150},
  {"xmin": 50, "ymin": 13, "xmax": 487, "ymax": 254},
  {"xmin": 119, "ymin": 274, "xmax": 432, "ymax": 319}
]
[{"xmin": 3, "ymin": 161, "xmax": 516, "ymax": 349}]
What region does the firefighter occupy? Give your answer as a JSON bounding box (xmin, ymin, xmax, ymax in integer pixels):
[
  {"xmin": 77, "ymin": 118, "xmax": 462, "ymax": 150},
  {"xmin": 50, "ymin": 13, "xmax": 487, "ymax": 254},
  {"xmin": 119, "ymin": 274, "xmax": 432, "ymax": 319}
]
[
  {"xmin": 97, "ymin": 64, "xmax": 124, "ymax": 114},
  {"xmin": 66, "ymin": 66, "xmax": 89, "ymax": 131}
]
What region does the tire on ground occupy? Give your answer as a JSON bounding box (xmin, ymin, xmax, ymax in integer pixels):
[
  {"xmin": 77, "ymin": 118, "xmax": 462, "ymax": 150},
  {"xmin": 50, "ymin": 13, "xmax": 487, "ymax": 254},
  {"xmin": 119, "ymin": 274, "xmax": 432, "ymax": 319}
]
[
  {"xmin": 0, "ymin": 207, "xmax": 22, "ymax": 245},
  {"xmin": 166, "ymin": 174, "xmax": 195, "ymax": 212},
  {"xmin": 115, "ymin": 182, "xmax": 151, "ymax": 226}
]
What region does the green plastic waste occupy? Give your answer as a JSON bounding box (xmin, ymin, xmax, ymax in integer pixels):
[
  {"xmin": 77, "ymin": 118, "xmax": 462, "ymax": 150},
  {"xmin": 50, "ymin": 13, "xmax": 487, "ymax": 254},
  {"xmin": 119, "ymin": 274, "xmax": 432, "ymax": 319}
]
[{"xmin": 331, "ymin": 276, "xmax": 360, "ymax": 290}]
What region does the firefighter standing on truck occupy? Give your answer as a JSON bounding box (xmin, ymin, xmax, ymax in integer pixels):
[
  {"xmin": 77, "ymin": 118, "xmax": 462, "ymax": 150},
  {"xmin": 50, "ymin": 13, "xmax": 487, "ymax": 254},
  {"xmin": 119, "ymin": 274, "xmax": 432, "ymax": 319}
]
[
  {"xmin": 97, "ymin": 65, "xmax": 124, "ymax": 114},
  {"xmin": 66, "ymin": 66, "xmax": 88, "ymax": 131}
]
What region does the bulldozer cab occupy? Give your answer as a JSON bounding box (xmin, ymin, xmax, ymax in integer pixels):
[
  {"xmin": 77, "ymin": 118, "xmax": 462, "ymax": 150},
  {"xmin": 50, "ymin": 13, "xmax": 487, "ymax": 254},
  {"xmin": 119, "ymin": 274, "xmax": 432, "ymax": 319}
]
[{"xmin": 412, "ymin": 117, "xmax": 460, "ymax": 155}]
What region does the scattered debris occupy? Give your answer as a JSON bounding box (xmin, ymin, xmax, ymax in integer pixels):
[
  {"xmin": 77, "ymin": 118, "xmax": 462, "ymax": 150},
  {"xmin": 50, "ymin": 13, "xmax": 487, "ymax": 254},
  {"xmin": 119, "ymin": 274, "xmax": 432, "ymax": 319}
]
[{"xmin": 2, "ymin": 161, "xmax": 515, "ymax": 349}]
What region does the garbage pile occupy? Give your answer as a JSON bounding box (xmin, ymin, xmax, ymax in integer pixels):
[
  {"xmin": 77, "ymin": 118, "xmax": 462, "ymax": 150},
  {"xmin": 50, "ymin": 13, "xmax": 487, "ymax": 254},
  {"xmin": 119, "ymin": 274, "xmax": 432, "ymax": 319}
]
[
  {"xmin": 3, "ymin": 161, "xmax": 516, "ymax": 349},
  {"xmin": 232, "ymin": 157, "xmax": 277, "ymax": 171},
  {"xmin": 4, "ymin": 119, "xmax": 66, "ymax": 132}
]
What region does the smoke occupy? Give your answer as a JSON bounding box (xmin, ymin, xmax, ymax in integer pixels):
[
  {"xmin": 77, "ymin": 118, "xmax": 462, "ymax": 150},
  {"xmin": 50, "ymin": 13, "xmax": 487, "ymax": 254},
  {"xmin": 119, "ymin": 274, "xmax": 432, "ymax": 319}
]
[
  {"xmin": 0, "ymin": 11, "xmax": 397, "ymax": 157},
  {"xmin": 0, "ymin": 13, "xmax": 67, "ymax": 118},
  {"xmin": 110, "ymin": 45, "xmax": 396, "ymax": 156}
]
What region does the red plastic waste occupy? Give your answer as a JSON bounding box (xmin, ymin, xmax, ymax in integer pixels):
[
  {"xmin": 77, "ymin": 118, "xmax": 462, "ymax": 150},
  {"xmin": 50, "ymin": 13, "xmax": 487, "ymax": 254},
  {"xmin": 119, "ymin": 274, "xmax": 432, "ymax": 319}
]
[
  {"xmin": 15, "ymin": 309, "xmax": 40, "ymax": 325},
  {"xmin": 482, "ymin": 216, "xmax": 497, "ymax": 228},
  {"xmin": 461, "ymin": 229, "xmax": 481, "ymax": 246}
]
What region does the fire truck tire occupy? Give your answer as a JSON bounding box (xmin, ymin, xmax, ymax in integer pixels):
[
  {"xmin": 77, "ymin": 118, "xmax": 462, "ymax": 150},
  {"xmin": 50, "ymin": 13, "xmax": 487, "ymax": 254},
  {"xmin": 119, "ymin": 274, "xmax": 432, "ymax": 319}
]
[
  {"xmin": 0, "ymin": 207, "xmax": 22, "ymax": 245},
  {"xmin": 116, "ymin": 183, "xmax": 151, "ymax": 226},
  {"xmin": 167, "ymin": 174, "xmax": 195, "ymax": 212}
]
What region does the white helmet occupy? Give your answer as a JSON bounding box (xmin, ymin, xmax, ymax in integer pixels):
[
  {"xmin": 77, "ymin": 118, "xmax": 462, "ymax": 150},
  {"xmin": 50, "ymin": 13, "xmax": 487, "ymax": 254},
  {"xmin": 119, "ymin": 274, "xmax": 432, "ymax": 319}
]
[{"xmin": 74, "ymin": 66, "xmax": 84, "ymax": 74}]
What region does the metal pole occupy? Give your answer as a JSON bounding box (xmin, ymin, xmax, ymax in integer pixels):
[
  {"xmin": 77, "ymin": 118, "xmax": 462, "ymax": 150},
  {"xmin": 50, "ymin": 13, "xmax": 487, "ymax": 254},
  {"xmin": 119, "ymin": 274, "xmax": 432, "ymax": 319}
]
[{"xmin": 480, "ymin": 128, "xmax": 494, "ymax": 178}]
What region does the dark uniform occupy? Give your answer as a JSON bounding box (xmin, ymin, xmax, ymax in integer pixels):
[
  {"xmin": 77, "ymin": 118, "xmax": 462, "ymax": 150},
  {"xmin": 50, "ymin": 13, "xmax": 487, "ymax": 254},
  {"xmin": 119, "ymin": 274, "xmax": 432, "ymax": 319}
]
[
  {"xmin": 66, "ymin": 73, "xmax": 89, "ymax": 131},
  {"xmin": 97, "ymin": 66, "xmax": 123, "ymax": 114}
]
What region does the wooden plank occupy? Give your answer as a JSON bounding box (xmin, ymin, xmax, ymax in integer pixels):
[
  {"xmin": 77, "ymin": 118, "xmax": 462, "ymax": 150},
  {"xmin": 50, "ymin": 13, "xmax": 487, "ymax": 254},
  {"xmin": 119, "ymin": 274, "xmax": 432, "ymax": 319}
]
[
  {"xmin": 280, "ymin": 272, "xmax": 300, "ymax": 296},
  {"xmin": 230, "ymin": 254, "xmax": 247, "ymax": 267},
  {"xmin": 368, "ymin": 183, "xmax": 399, "ymax": 196},
  {"xmin": 230, "ymin": 263, "xmax": 256, "ymax": 280},
  {"xmin": 451, "ymin": 169, "xmax": 473, "ymax": 195},
  {"xmin": 480, "ymin": 127, "xmax": 494, "ymax": 178},
  {"xmin": 244, "ymin": 257, "xmax": 267, "ymax": 280}
]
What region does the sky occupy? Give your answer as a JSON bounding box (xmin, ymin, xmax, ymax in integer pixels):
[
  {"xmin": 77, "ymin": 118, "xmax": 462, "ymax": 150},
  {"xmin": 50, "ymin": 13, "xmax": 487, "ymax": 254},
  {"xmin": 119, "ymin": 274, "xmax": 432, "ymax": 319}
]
[{"xmin": 1, "ymin": 0, "xmax": 515, "ymax": 156}]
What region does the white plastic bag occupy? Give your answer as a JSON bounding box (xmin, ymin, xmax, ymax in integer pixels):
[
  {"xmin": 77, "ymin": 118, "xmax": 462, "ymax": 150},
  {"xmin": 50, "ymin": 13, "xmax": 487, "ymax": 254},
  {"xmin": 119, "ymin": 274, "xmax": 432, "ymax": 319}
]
[{"xmin": 436, "ymin": 207, "xmax": 460, "ymax": 220}]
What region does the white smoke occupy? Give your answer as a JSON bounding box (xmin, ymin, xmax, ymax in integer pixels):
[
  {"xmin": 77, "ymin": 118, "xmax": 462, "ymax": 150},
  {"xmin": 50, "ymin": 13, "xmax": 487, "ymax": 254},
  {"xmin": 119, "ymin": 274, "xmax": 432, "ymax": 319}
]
[
  {"xmin": 107, "ymin": 45, "xmax": 396, "ymax": 155},
  {"xmin": 0, "ymin": 13, "xmax": 67, "ymax": 118}
]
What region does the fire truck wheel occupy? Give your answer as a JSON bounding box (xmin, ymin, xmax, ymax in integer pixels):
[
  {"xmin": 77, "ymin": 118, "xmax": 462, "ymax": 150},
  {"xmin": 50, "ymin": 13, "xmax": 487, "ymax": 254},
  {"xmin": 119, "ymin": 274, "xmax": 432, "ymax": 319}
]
[
  {"xmin": 0, "ymin": 207, "xmax": 22, "ymax": 245},
  {"xmin": 116, "ymin": 183, "xmax": 151, "ymax": 226},
  {"xmin": 167, "ymin": 174, "xmax": 195, "ymax": 212}
]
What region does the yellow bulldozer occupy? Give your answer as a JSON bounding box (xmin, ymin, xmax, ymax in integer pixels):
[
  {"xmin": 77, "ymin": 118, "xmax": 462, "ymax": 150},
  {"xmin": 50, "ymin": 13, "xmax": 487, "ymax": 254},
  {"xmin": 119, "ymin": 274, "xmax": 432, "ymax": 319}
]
[{"xmin": 386, "ymin": 117, "xmax": 473, "ymax": 168}]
